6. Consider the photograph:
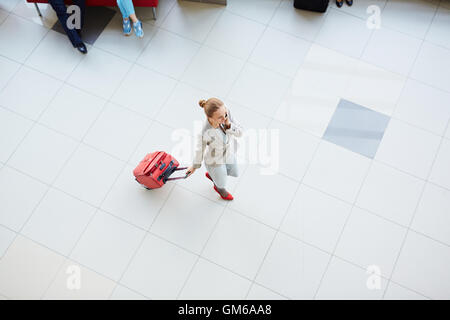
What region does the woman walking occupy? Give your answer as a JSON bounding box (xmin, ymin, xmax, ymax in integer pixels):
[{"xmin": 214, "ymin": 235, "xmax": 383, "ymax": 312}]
[{"xmin": 186, "ymin": 98, "xmax": 243, "ymax": 200}]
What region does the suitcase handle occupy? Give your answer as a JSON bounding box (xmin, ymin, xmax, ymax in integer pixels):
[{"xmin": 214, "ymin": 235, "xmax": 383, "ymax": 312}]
[
  {"xmin": 165, "ymin": 167, "xmax": 188, "ymax": 181},
  {"xmin": 158, "ymin": 160, "xmax": 174, "ymax": 181}
]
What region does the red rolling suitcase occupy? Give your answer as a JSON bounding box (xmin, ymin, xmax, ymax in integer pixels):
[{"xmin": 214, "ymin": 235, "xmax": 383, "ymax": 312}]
[{"xmin": 133, "ymin": 151, "xmax": 187, "ymax": 189}]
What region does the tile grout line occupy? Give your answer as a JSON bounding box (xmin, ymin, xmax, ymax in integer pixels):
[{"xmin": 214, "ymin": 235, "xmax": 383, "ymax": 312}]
[
  {"xmin": 2, "ymin": 23, "xmax": 450, "ymax": 141},
  {"xmin": 106, "ymin": 26, "xmax": 203, "ymax": 297},
  {"xmin": 173, "ymin": 5, "xmax": 246, "ymax": 299},
  {"xmin": 237, "ymin": 0, "xmax": 318, "ymax": 300},
  {"xmin": 0, "ymin": 25, "xmax": 90, "ymax": 273},
  {"xmin": 1, "ymin": 0, "xmax": 449, "ymax": 300},
  {"xmin": 5, "ymin": 0, "xmax": 442, "ymax": 300},
  {"xmin": 0, "ymin": 189, "xmax": 431, "ymax": 301},
  {"xmin": 38, "ymin": 75, "xmax": 137, "ymax": 300},
  {"xmin": 311, "ymin": 162, "xmax": 375, "ymax": 298},
  {"xmin": 35, "ymin": 34, "xmax": 150, "ymax": 298},
  {"xmin": 381, "ymin": 0, "xmax": 442, "ymax": 299},
  {"xmin": 0, "ymin": 46, "xmax": 93, "ymax": 300},
  {"xmin": 313, "ymin": 2, "xmax": 437, "ymax": 298},
  {"xmin": 197, "ymin": 0, "xmax": 290, "ymax": 299},
  {"xmin": 382, "ymin": 121, "xmax": 449, "ymax": 299},
  {"xmin": 3, "ymin": 89, "xmax": 449, "ymax": 191},
  {"xmin": 175, "ymin": 1, "xmax": 288, "ymax": 298},
  {"xmin": 311, "ymin": 4, "xmax": 397, "ymax": 296},
  {"xmin": 108, "ymin": 4, "xmax": 232, "ymax": 299},
  {"xmin": 244, "ymin": 143, "xmax": 321, "ymax": 300}
]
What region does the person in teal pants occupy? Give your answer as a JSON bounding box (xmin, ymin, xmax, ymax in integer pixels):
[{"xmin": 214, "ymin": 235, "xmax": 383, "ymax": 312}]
[{"xmin": 116, "ymin": 0, "xmax": 144, "ymax": 38}]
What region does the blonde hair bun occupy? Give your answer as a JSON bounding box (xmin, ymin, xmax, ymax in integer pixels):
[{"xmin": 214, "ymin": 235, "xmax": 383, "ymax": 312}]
[{"xmin": 199, "ymin": 99, "xmax": 206, "ymax": 108}]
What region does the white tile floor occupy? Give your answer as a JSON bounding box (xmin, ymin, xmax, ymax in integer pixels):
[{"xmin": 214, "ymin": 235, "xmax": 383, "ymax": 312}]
[{"xmin": 0, "ymin": 0, "xmax": 449, "ymax": 300}]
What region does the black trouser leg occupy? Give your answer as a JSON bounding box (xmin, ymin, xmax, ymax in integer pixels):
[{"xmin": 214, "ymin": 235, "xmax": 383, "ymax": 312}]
[
  {"xmin": 73, "ymin": 0, "xmax": 86, "ymax": 33},
  {"xmin": 48, "ymin": 0, "xmax": 83, "ymax": 47}
]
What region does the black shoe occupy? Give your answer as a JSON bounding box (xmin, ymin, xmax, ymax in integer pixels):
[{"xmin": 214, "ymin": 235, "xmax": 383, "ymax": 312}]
[
  {"xmin": 75, "ymin": 43, "xmax": 88, "ymax": 54},
  {"xmin": 346, "ymin": 0, "xmax": 353, "ymax": 5},
  {"xmin": 336, "ymin": 0, "xmax": 344, "ymax": 8}
]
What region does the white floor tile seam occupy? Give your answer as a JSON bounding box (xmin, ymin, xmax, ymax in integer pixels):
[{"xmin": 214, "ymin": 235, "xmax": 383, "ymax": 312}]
[
  {"xmin": 225, "ymin": 3, "xmax": 280, "ymax": 27},
  {"xmin": 0, "ymin": 222, "xmax": 16, "ymax": 261},
  {"xmin": 106, "ymin": 178, "xmax": 178, "ymax": 299},
  {"xmin": 47, "ymin": 62, "xmax": 177, "ymax": 296},
  {"xmin": 10, "ymin": 2, "xmax": 54, "ymax": 25},
  {"xmin": 49, "ymin": 257, "xmax": 149, "ymax": 301},
  {"xmin": 319, "ymin": 254, "xmax": 432, "ymax": 300},
  {"xmin": 93, "ymin": 20, "xmax": 161, "ymax": 65},
  {"xmin": 308, "ymin": 22, "xmax": 450, "ymax": 93},
  {"xmin": 3, "ymin": 11, "xmax": 52, "ymax": 59},
  {"xmin": 268, "ymin": 3, "xmax": 331, "ymax": 44},
  {"xmin": 172, "ymin": 3, "xmax": 287, "ymax": 291},
  {"xmin": 142, "ymin": 8, "xmax": 227, "ymax": 123},
  {"xmin": 302, "ymin": 177, "xmax": 429, "ymax": 233},
  {"xmin": 381, "ymin": 116, "xmax": 450, "ymax": 298},
  {"xmin": 40, "ymin": 13, "xmax": 239, "ymax": 299},
  {"xmin": 381, "ymin": 0, "xmax": 441, "ymax": 41},
  {"xmin": 1, "ymin": 159, "xmax": 386, "ymax": 259},
  {"xmin": 174, "ymin": 155, "xmax": 255, "ymax": 299},
  {"xmin": 3, "ymin": 17, "xmax": 450, "ymax": 106},
  {"xmin": 0, "ymin": 104, "xmax": 91, "ymax": 145},
  {"xmin": 221, "ymin": 1, "xmax": 283, "ymax": 101},
  {"xmin": 0, "ymin": 40, "xmax": 92, "ymax": 262},
  {"xmin": 312, "ymin": 147, "xmax": 376, "ymax": 299},
  {"xmin": 133, "ymin": 101, "xmax": 275, "ymax": 150},
  {"xmin": 0, "ymin": 9, "xmax": 10, "ymax": 24},
  {"xmin": 0, "ymin": 231, "xmax": 150, "ymax": 300},
  {"xmin": 248, "ymin": 281, "xmax": 291, "ymax": 300},
  {"xmin": 174, "ymin": 202, "xmax": 234, "ymax": 299},
  {"xmin": 397, "ymin": 1, "xmax": 441, "ymax": 89},
  {"xmin": 198, "ymin": 41, "xmax": 303, "ymax": 81},
  {"xmin": 1, "ymin": 0, "xmax": 448, "ymax": 300},
  {"xmin": 93, "ymin": 30, "xmax": 159, "ymax": 67},
  {"xmin": 180, "ymin": 84, "xmax": 277, "ymax": 125},
  {"xmin": 329, "ymin": 0, "xmax": 388, "ymax": 23},
  {"xmin": 390, "ymin": 114, "xmax": 450, "ymax": 139},
  {"xmin": 104, "ymin": 170, "xmax": 229, "ymax": 298},
  {"xmin": 297, "ymin": 178, "xmax": 450, "ymax": 249},
  {"xmin": 0, "ymin": 56, "xmax": 22, "ymax": 93},
  {"xmin": 384, "ymin": 279, "xmax": 433, "ymax": 300},
  {"xmin": 91, "ymin": 31, "xmax": 219, "ymax": 294},
  {"xmin": 17, "ymin": 58, "xmax": 175, "ymax": 127},
  {"xmin": 22, "ymin": 52, "xmax": 150, "ymax": 299},
  {"xmin": 243, "ymin": 127, "xmax": 323, "ymax": 299},
  {"xmin": 164, "ymin": 1, "xmax": 297, "ymax": 299},
  {"xmin": 374, "ymin": 157, "xmax": 450, "ymax": 194},
  {"xmin": 8, "ymin": 46, "xmax": 450, "ymax": 124},
  {"xmin": 335, "ymin": 6, "xmax": 377, "ymax": 60},
  {"xmin": 0, "ymin": 162, "xmax": 132, "ymax": 225},
  {"xmin": 150, "ymin": 9, "xmax": 225, "ymax": 47}
]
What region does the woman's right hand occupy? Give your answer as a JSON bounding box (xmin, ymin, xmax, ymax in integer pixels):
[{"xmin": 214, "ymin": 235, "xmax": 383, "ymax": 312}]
[{"xmin": 185, "ymin": 166, "xmax": 196, "ymax": 177}]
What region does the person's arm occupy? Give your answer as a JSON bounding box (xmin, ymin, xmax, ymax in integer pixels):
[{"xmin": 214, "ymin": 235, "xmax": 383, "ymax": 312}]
[{"xmin": 224, "ymin": 109, "xmax": 243, "ymax": 138}]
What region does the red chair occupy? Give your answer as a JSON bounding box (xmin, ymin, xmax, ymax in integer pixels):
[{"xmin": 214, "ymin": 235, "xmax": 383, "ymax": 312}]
[{"xmin": 27, "ymin": 0, "xmax": 159, "ymax": 20}]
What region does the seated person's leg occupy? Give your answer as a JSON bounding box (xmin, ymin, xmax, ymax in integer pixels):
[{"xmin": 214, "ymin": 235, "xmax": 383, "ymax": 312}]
[
  {"xmin": 48, "ymin": 0, "xmax": 87, "ymax": 53},
  {"xmin": 117, "ymin": 0, "xmax": 132, "ymax": 35},
  {"xmin": 73, "ymin": 0, "xmax": 86, "ymax": 32},
  {"xmin": 117, "ymin": 0, "xmax": 144, "ymax": 38}
]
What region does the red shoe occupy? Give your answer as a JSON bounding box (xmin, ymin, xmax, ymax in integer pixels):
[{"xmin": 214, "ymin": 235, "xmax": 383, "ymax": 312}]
[
  {"xmin": 214, "ymin": 185, "xmax": 234, "ymax": 200},
  {"xmin": 205, "ymin": 172, "xmax": 213, "ymax": 182}
]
